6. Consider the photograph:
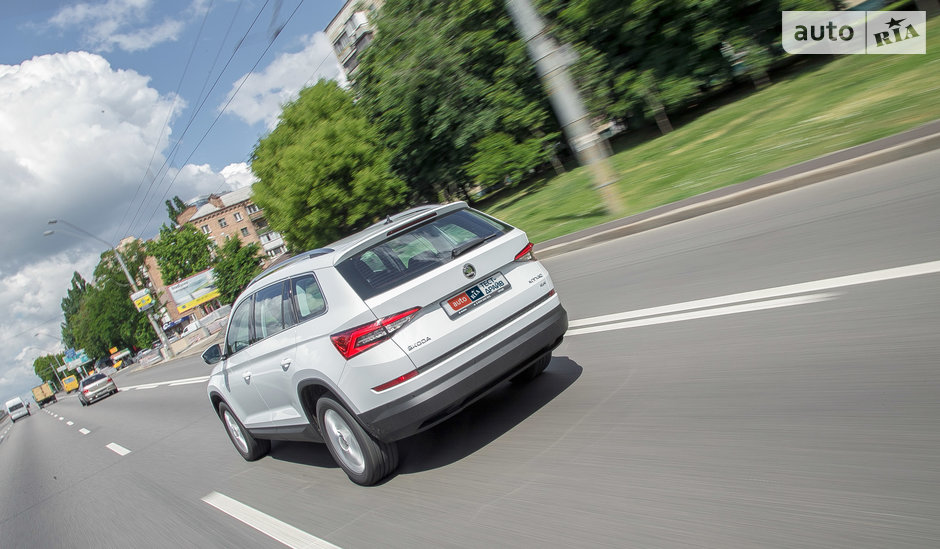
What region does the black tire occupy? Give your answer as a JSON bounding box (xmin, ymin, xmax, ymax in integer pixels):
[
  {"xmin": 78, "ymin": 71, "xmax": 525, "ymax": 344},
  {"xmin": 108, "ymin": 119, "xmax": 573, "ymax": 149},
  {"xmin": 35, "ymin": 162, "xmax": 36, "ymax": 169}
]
[
  {"xmin": 217, "ymin": 401, "xmax": 270, "ymax": 461},
  {"xmin": 511, "ymin": 353, "xmax": 551, "ymax": 384},
  {"xmin": 316, "ymin": 397, "xmax": 398, "ymax": 486}
]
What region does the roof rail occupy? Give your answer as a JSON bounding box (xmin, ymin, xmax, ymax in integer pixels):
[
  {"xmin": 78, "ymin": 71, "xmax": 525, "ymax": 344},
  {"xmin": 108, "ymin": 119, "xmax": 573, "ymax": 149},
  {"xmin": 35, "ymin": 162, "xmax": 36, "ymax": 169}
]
[{"xmin": 247, "ymin": 248, "xmax": 333, "ymax": 287}]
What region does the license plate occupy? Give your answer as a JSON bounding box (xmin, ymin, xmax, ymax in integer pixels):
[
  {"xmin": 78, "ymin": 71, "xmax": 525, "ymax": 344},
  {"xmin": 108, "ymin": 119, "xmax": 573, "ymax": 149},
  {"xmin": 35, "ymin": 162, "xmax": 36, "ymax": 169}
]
[{"xmin": 443, "ymin": 273, "xmax": 510, "ymax": 316}]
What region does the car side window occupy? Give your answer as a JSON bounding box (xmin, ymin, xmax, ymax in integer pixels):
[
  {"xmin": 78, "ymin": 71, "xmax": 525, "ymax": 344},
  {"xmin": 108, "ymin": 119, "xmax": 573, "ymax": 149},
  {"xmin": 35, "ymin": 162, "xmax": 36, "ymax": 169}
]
[
  {"xmin": 253, "ymin": 282, "xmax": 285, "ymax": 340},
  {"xmin": 293, "ymin": 275, "xmax": 326, "ymax": 321},
  {"xmin": 226, "ymin": 299, "xmax": 253, "ymax": 355}
]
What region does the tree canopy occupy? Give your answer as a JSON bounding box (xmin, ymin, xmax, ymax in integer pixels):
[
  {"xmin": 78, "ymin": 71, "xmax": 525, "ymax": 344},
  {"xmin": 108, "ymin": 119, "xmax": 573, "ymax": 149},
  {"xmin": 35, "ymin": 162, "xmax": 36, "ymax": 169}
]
[
  {"xmin": 355, "ymin": 0, "xmax": 559, "ymax": 198},
  {"xmin": 214, "ymin": 236, "xmax": 262, "ymax": 305},
  {"xmin": 146, "ymin": 223, "xmax": 215, "ymax": 284},
  {"xmin": 60, "ymin": 271, "xmax": 88, "ymax": 349},
  {"xmin": 68, "ymin": 245, "xmax": 155, "ymax": 359},
  {"xmin": 251, "ymin": 80, "xmax": 407, "ymax": 250},
  {"xmin": 537, "ymin": 0, "xmax": 836, "ymax": 130},
  {"xmin": 33, "ymin": 354, "xmax": 64, "ymax": 390},
  {"xmin": 165, "ymin": 195, "xmax": 188, "ymax": 224}
]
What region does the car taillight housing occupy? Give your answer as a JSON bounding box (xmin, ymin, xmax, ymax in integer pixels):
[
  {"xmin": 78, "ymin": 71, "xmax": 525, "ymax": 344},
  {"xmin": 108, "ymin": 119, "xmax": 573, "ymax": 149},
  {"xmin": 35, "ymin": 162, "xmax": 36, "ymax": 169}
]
[
  {"xmin": 331, "ymin": 307, "xmax": 421, "ymax": 360},
  {"xmin": 514, "ymin": 242, "xmax": 535, "ymax": 261}
]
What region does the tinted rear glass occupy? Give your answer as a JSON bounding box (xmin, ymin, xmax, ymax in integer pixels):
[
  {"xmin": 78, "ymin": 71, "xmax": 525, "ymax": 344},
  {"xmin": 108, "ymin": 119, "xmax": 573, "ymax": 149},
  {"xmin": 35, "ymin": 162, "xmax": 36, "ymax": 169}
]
[
  {"xmin": 9, "ymin": 403, "xmax": 23, "ymax": 411},
  {"xmin": 82, "ymin": 374, "xmax": 106, "ymax": 386},
  {"xmin": 337, "ymin": 209, "xmax": 511, "ymax": 300}
]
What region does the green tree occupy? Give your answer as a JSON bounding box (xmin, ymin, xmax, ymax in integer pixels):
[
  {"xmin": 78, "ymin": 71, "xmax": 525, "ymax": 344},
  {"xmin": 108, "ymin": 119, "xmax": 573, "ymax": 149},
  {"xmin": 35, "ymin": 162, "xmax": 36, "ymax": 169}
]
[
  {"xmin": 251, "ymin": 80, "xmax": 407, "ymax": 249},
  {"xmin": 537, "ymin": 0, "xmax": 836, "ymax": 131},
  {"xmin": 214, "ymin": 236, "xmax": 263, "ymax": 305},
  {"xmin": 60, "ymin": 271, "xmax": 88, "ymax": 348},
  {"xmin": 146, "ymin": 223, "xmax": 215, "ymax": 284},
  {"xmin": 355, "ymin": 0, "xmax": 558, "ymax": 199},
  {"xmin": 70, "ymin": 248, "xmax": 155, "ymax": 358},
  {"xmin": 165, "ymin": 195, "xmax": 188, "ymax": 224},
  {"xmin": 33, "ymin": 354, "xmax": 65, "ymax": 390}
]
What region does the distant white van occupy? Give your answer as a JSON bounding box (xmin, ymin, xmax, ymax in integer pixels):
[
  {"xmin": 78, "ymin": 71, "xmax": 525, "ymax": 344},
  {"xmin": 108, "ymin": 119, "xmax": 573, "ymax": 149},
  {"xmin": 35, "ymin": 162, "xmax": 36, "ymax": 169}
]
[{"xmin": 5, "ymin": 396, "xmax": 30, "ymax": 422}]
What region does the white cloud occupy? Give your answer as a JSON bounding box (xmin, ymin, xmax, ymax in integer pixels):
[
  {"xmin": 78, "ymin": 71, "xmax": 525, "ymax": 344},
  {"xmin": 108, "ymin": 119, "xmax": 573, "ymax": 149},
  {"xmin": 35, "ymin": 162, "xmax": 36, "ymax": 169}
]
[
  {"xmin": 47, "ymin": 0, "xmax": 198, "ymax": 53},
  {"xmin": 223, "ymin": 32, "xmax": 347, "ymax": 130},
  {"xmin": 220, "ymin": 162, "xmax": 257, "ymax": 190},
  {"xmin": 0, "ymin": 51, "xmax": 233, "ymax": 401}
]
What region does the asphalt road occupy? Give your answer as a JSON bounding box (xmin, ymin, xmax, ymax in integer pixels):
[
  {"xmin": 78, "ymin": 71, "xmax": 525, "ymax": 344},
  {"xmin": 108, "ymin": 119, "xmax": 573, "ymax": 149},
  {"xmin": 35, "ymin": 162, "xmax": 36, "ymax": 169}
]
[{"xmin": 1, "ymin": 150, "xmax": 938, "ymax": 548}]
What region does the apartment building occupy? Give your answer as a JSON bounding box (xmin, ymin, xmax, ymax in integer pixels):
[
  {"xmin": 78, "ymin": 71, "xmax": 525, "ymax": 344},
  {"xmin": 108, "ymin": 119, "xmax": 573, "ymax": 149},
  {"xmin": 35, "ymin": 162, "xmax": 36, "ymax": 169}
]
[
  {"xmin": 176, "ymin": 186, "xmax": 286, "ymax": 260},
  {"xmin": 326, "ymin": 0, "xmax": 383, "ymax": 81}
]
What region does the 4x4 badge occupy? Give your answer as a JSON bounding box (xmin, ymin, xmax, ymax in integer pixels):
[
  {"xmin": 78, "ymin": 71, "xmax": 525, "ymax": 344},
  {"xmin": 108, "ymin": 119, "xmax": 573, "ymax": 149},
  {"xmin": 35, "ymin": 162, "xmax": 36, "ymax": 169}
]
[{"xmin": 463, "ymin": 264, "xmax": 476, "ymax": 279}]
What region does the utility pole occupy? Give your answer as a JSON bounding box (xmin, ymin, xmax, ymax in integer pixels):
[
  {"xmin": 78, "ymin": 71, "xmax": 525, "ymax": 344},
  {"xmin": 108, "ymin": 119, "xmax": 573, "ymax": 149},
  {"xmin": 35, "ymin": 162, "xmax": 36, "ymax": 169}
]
[{"xmin": 505, "ymin": 0, "xmax": 623, "ymax": 215}]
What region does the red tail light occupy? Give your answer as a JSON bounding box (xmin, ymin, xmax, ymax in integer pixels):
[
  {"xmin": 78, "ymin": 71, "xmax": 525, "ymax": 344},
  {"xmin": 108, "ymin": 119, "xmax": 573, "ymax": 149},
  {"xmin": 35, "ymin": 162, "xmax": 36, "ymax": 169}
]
[
  {"xmin": 514, "ymin": 242, "xmax": 535, "ymax": 261},
  {"xmin": 331, "ymin": 307, "xmax": 421, "ymax": 359}
]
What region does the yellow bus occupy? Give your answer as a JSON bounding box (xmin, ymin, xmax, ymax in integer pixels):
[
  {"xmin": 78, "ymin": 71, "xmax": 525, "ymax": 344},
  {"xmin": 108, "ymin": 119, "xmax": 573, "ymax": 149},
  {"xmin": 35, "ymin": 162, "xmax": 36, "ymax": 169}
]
[{"xmin": 62, "ymin": 375, "xmax": 79, "ymax": 393}]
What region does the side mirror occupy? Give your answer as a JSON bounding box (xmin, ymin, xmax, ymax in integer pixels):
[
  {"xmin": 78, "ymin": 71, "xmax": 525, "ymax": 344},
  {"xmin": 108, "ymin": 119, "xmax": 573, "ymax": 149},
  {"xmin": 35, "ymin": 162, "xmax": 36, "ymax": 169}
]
[{"xmin": 202, "ymin": 344, "xmax": 224, "ymax": 365}]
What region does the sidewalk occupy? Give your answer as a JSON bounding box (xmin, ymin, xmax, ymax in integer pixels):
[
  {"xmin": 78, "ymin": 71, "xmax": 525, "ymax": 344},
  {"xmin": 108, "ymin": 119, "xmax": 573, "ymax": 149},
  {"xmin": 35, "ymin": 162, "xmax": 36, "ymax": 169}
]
[{"xmin": 537, "ymin": 119, "xmax": 940, "ymax": 259}]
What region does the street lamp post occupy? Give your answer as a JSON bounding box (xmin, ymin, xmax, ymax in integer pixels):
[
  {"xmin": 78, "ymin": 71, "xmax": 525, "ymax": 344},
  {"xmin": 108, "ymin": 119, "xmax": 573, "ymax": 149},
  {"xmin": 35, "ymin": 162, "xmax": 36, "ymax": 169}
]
[{"xmin": 45, "ymin": 219, "xmax": 175, "ymax": 359}]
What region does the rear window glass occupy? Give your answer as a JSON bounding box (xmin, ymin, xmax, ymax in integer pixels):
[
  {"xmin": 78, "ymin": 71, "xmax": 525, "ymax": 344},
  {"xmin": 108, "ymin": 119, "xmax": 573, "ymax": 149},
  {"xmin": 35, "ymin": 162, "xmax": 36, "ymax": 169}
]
[
  {"xmin": 337, "ymin": 209, "xmax": 511, "ymax": 300},
  {"xmin": 82, "ymin": 374, "xmax": 106, "ymax": 386},
  {"xmin": 9, "ymin": 402, "xmax": 23, "ymax": 411}
]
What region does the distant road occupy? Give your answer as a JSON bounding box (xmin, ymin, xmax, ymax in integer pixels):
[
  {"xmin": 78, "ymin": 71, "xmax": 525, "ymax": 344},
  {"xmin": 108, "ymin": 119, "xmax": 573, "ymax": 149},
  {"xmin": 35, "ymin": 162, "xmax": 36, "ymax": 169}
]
[{"xmin": 1, "ymin": 150, "xmax": 938, "ymax": 548}]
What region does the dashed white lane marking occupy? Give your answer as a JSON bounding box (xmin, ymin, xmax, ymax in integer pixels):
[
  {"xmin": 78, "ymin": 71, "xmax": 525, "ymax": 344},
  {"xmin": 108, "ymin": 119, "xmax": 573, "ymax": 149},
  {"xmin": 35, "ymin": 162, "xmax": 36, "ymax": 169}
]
[
  {"xmin": 79, "ymin": 428, "xmax": 90, "ymax": 435},
  {"xmin": 568, "ymin": 293, "xmax": 836, "ymax": 336},
  {"xmin": 106, "ymin": 443, "xmax": 131, "ymax": 456},
  {"xmin": 58, "ymin": 417, "xmax": 64, "ymax": 421},
  {"xmin": 202, "ymin": 492, "xmax": 342, "ymax": 549},
  {"xmin": 569, "ymin": 259, "xmax": 940, "ymax": 330},
  {"xmin": 67, "ymin": 421, "xmax": 74, "ymax": 426}
]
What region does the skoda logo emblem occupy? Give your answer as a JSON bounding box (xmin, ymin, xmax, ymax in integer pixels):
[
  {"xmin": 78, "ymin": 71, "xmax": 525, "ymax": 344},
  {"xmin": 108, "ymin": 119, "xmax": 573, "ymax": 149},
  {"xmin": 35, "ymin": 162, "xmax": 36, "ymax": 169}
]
[{"xmin": 462, "ymin": 264, "xmax": 476, "ymax": 279}]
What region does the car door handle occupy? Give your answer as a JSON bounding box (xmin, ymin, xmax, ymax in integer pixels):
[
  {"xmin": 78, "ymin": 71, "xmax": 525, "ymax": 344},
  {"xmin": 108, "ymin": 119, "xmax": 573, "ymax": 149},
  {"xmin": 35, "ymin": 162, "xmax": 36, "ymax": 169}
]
[
  {"xmin": 242, "ymin": 372, "xmax": 251, "ymax": 383},
  {"xmin": 281, "ymin": 358, "xmax": 292, "ymax": 371}
]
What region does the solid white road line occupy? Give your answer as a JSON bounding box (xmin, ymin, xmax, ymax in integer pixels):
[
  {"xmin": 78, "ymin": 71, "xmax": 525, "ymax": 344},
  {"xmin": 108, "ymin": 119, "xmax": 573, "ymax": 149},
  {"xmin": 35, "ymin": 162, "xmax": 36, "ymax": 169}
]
[
  {"xmin": 106, "ymin": 443, "xmax": 131, "ymax": 456},
  {"xmin": 569, "ymin": 259, "xmax": 940, "ymax": 329},
  {"xmin": 567, "ymin": 293, "xmax": 837, "ymax": 336},
  {"xmin": 79, "ymin": 428, "xmax": 90, "ymax": 435},
  {"xmin": 169, "ymin": 378, "xmax": 209, "ymax": 386},
  {"xmin": 202, "ymin": 492, "xmax": 342, "ymax": 549}
]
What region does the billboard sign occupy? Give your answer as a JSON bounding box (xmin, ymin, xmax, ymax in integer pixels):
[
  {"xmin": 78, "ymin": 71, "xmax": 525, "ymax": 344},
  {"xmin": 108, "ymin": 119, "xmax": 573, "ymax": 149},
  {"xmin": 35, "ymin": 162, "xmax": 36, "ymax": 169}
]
[
  {"xmin": 168, "ymin": 268, "xmax": 221, "ymax": 314},
  {"xmin": 132, "ymin": 288, "xmax": 154, "ymax": 311},
  {"xmin": 64, "ymin": 348, "xmax": 91, "ymax": 370}
]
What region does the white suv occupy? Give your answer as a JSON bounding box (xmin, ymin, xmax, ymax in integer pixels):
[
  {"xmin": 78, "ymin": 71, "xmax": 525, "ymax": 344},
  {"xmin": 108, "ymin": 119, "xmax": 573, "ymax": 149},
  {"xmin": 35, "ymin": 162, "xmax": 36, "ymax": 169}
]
[{"xmin": 203, "ymin": 202, "xmax": 567, "ymax": 485}]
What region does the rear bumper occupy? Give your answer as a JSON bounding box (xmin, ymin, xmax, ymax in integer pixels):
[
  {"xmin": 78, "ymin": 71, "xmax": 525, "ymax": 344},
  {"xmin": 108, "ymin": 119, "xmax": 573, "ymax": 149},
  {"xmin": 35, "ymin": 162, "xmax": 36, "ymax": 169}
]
[{"xmin": 358, "ymin": 301, "xmax": 568, "ymax": 442}]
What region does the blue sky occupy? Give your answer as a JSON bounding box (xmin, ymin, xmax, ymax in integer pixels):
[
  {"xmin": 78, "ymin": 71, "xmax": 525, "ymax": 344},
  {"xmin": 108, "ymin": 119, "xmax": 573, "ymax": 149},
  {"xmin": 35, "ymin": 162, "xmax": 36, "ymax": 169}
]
[{"xmin": 0, "ymin": 0, "xmax": 347, "ymax": 401}]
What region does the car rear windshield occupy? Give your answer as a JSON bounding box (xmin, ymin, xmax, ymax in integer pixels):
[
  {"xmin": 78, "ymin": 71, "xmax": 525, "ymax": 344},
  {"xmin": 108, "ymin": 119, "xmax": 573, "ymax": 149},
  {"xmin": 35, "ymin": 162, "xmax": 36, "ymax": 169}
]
[
  {"xmin": 9, "ymin": 402, "xmax": 23, "ymax": 411},
  {"xmin": 337, "ymin": 209, "xmax": 512, "ymax": 300},
  {"xmin": 82, "ymin": 374, "xmax": 106, "ymax": 386}
]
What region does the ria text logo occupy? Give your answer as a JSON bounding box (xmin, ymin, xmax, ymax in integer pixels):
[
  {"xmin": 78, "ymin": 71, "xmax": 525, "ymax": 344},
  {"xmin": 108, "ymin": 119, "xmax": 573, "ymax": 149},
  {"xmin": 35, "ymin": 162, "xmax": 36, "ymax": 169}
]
[{"xmin": 782, "ymin": 11, "xmax": 926, "ymax": 55}]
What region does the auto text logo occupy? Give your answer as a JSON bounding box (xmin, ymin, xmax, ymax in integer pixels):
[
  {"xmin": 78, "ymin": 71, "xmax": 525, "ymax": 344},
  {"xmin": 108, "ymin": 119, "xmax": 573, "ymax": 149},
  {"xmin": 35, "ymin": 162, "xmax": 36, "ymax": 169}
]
[{"xmin": 782, "ymin": 11, "xmax": 926, "ymax": 55}]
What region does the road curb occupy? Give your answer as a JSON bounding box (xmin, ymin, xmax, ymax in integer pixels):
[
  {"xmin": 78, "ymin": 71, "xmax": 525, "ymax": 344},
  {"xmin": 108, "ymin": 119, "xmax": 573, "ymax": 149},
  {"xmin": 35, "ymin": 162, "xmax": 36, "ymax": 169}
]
[{"xmin": 536, "ymin": 127, "xmax": 940, "ymax": 260}]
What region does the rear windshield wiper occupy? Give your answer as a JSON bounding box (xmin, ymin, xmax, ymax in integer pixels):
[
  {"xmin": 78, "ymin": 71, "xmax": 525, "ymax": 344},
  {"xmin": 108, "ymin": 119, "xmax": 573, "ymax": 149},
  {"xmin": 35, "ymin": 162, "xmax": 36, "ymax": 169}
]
[{"xmin": 451, "ymin": 233, "xmax": 500, "ymax": 258}]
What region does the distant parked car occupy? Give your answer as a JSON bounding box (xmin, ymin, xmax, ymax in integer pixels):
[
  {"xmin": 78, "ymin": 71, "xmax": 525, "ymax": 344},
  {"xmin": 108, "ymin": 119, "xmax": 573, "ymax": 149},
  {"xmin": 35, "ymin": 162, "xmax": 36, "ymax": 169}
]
[{"xmin": 78, "ymin": 373, "xmax": 118, "ymax": 406}]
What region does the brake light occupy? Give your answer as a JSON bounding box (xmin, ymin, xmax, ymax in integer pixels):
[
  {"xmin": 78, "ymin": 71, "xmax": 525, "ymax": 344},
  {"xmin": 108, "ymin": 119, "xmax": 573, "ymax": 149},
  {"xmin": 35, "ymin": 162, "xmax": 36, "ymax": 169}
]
[
  {"xmin": 514, "ymin": 242, "xmax": 535, "ymax": 261},
  {"xmin": 331, "ymin": 307, "xmax": 421, "ymax": 359}
]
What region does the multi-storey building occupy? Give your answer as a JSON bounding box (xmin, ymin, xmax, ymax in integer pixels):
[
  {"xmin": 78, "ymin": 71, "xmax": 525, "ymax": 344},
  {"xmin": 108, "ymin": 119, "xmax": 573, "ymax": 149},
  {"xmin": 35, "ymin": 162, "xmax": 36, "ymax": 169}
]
[
  {"xmin": 176, "ymin": 186, "xmax": 286, "ymax": 260},
  {"xmin": 326, "ymin": 0, "xmax": 383, "ymax": 82},
  {"xmin": 140, "ymin": 187, "xmax": 287, "ymax": 326}
]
